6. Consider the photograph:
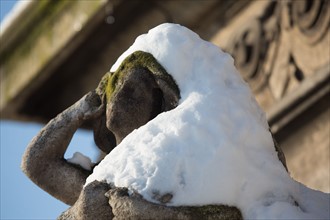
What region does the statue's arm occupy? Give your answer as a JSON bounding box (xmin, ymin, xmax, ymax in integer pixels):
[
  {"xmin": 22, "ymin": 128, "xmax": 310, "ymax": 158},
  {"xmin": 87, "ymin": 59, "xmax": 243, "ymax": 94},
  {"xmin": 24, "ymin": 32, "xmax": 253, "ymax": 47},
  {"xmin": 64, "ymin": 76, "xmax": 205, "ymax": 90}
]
[{"xmin": 21, "ymin": 91, "xmax": 103, "ymax": 205}]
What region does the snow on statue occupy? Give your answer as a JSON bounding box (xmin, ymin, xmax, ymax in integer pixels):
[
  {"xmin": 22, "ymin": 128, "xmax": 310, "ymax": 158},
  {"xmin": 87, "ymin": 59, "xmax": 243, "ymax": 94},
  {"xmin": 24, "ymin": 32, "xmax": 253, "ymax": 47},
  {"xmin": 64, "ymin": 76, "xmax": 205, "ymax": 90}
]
[
  {"xmin": 22, "ymin": 23, "xmax": 329, "ymax": 220},
  {"xmin": 86, "ymin": 23, "xmax": 329, "ymax": 219}
]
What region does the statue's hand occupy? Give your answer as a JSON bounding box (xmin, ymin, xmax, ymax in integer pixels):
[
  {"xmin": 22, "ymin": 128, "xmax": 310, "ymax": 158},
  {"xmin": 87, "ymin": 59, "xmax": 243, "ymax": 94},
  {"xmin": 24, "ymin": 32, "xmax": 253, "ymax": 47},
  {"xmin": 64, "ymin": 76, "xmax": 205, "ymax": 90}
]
[
  {"xmin": 72, "ymin": 91, "xmax": 104, "ymax": 121},
  {"xmin": 107, "ymin": 187, "xmax": 243, "ymax": 219},
  {"xmin": 83, "ymin": 91, "xmax": 104, "ymax": 120},
  {"xmin": 107, "ymin": 187, "xmax": 178, "ymax": 219},
  {"xmin": 58, "ymin": 181, "xmax": 113, "ymax": 220}
]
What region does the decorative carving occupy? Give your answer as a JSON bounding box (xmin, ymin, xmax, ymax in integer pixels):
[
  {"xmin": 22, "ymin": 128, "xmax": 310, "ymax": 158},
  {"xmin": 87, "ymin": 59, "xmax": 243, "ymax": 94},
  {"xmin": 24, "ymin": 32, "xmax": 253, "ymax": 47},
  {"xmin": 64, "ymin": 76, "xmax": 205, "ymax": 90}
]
[
  {"xmin": 228, "ymin": 18, "xmax": 266, "ymax": 93},
  {"xmin": 291, "ymin": 0, "xmax": 330, "ymax": 45},
  {"xmin": 225, "ymin": 0, "xmax": 329, "ymax": 110},
  {"xmin": 228, "ymin": 2, "xmax": 280, "ymax": 94}
]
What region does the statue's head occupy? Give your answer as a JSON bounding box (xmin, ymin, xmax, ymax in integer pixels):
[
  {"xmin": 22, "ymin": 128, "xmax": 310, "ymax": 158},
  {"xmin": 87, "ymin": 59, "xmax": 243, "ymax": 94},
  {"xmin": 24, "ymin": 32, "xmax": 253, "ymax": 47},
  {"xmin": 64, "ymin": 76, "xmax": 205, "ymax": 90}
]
[{"xmin": 94, "ymin": 51, "xmax": 180, "ymax": 152}]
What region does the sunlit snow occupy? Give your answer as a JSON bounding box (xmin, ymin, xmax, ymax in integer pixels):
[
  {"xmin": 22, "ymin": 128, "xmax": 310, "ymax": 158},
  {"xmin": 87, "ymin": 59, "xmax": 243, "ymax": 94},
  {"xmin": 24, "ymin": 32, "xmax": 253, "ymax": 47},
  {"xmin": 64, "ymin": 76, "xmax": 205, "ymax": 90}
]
[
  {"xmin": 67, "ymin": 152, "xmax": 93, "ymax": 171},
  {"xmin": 86, "ymin": 23, "xmax": 330, "ymax": 219}
]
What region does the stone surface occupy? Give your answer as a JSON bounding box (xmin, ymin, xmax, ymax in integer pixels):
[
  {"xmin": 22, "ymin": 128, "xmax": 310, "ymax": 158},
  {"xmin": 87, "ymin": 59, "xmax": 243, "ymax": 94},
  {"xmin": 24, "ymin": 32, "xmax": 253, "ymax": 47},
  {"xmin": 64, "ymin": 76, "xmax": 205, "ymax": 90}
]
[
  {"xmin": 58, "ymin": 181, "xmax": 243, "ymax": 220},
  {"xmin": 281, "ymin": 98, "xmax": 330, "ymax": 193},
  {"xmin": 57, "ymin": 181, "xmax": 113, "ymax": 220},
  {"xmin": 108, "ymin": 187, "xmax": 242, "ymax": 220},
  {"xmin": 0, "ymin": 0, "xmax": 108, "ymax": 118}
]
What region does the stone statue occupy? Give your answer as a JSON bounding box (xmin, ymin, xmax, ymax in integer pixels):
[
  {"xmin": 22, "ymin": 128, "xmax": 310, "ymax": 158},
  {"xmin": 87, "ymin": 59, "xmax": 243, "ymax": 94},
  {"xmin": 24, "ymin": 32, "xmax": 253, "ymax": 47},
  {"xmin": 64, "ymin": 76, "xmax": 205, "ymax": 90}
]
[{"xmin": 22, "ymin": 51, "xmax": 287, "ymax": 219}]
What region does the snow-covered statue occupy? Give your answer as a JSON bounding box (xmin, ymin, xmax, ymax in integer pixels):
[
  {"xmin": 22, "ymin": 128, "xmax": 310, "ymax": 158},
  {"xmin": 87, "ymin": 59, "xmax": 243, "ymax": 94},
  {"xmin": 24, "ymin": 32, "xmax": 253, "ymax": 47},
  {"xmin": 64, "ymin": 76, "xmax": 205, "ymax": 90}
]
[{"xmin": 22, "ymin": 24, "xmax": 329, "ymax": 220}]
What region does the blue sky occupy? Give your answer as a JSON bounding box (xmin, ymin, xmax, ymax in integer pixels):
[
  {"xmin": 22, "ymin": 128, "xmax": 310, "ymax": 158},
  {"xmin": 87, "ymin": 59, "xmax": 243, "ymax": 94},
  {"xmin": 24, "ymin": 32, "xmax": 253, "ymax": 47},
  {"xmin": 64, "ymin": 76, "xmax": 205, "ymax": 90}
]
[
  {"xmin": 1, "ymin": 120, "xmax": 98, "ymax": 219},
  {"xmin": 0, "ymin": 0, "xmax": 15, "ymax": 21},
  {"xmin": 0, "ymin": 1, "xmax": 98, "ymax": 219}
]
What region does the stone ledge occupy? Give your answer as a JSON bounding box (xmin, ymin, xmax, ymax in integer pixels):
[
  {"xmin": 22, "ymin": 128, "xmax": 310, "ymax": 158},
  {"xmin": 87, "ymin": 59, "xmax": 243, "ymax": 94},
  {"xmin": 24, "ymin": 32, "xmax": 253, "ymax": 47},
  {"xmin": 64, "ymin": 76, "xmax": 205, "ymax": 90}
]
[{"xmin": 0, "ymin": 0, "xmax": 108, "ymax": 116}]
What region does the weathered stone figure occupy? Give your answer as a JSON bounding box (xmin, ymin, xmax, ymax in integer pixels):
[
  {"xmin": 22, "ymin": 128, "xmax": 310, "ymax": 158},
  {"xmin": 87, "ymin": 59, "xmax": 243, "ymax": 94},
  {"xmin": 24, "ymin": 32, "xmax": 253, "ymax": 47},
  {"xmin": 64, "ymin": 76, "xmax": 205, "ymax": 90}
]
[{"xmin": 22, "ymin": 51, "xmax": 286, "ymax": 219}]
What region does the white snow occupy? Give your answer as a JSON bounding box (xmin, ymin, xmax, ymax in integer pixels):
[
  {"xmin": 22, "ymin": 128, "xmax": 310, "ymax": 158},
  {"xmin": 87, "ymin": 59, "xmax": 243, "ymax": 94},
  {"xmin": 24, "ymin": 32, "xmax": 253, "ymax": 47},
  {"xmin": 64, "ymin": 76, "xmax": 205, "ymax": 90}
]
[
  {"xmin": 86, "ymin": 23, "xmax": 330, "ymax": 219},
  {"xmin": 67, "ymin": 152, "xmax": 93, "ymax": 171}
]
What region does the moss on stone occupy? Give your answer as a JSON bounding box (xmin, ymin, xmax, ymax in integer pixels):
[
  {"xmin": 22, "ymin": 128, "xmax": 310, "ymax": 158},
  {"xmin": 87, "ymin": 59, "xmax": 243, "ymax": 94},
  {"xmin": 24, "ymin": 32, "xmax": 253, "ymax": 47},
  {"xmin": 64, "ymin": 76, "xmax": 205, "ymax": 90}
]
[
  {"xmin": 0, "ymin": 0, "xmax": 70, "ymax": 64},
  {"xmin": 97, "ymin": 51, "xmax": 180, "ymax": 104},
  {"xmin": 1, "ymin": 0, "xmax": 106, "ymax": 110},
  {"xmin": 96, "ymin": 72, "xmax": 111, "ymax": 102}
]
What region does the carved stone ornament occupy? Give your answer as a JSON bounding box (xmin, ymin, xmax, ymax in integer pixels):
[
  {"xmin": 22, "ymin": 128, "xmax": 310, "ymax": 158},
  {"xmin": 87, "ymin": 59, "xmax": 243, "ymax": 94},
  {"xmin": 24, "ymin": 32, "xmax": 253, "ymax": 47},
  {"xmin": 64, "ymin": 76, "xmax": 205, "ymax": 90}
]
[{"xmin": 227, "ymin": 0, "xmax": 329, "ymax": 109}]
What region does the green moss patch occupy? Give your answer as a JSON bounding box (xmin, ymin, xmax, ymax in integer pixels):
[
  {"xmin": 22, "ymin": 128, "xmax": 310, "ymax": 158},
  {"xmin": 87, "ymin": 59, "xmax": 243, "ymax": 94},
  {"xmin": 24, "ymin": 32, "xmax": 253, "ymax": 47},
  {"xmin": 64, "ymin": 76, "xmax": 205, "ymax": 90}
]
[{"xmin": 97, "ymin": 51, "xmax": 180, "ymax": 103}]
